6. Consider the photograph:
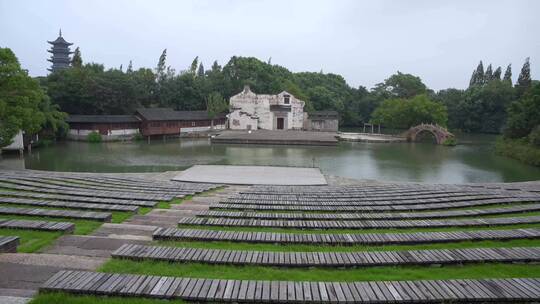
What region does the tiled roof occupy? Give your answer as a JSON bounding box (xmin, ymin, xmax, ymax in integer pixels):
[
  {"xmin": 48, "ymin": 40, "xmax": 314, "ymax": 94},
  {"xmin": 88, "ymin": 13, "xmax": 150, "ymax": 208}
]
[
  {"xmin": 135, "ymin": 108, "xmax": 225, "ymax": 121},
  {"xmin": 66, "ymin": 115, "xmax": 140, "ymax": 124}
]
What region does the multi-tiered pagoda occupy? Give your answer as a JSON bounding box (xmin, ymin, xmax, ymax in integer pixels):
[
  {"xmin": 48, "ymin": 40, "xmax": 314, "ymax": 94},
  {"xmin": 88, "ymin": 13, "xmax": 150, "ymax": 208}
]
[{"xmin": 47, "ymin": 29, "xmax": 73, "ymax": 73}]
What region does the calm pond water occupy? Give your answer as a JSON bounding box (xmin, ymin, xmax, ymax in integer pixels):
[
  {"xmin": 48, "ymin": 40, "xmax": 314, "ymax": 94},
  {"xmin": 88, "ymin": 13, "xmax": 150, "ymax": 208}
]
[{"xmin": 1, "ymin": 133, "xmax": 539, "ymax": 183}]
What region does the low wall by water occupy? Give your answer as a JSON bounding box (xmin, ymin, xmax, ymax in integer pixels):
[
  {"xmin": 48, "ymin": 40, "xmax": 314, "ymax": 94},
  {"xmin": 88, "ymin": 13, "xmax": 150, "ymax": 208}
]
[{"xmin": 338, "ymin": 132, "xmax": 406, "ymax": 143}]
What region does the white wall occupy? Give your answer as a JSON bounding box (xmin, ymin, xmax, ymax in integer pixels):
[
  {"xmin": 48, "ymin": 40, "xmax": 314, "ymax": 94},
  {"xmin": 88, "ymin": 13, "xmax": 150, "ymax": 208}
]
[
  {"xmin": 2, "ymin": 130, "xmax": 24, "ymax": 151},
  {"xmin": 229, "ymin": 110, "xmax": 259, "ymax": 130},
  {"xmin": 229, "ymin": 88, "xmax": 305, "ymax": 130}
]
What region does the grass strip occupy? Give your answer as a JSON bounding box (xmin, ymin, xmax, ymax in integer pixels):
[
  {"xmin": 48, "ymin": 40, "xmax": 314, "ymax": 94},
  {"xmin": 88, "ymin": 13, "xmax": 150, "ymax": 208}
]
[
  {"xmin": 155, "ymin": 238, "xmax": 540, "ymax": 252},
  {"xmin": 0, "ymin": 228, "xmax": 62, "ymax": 253},
  {"xmin": 30, "ymin": 292, "xmax": 185, "ymax": 304},
  {"xmin": 99, "ymin": 259, "xmax": 540, "ymax": 282}
]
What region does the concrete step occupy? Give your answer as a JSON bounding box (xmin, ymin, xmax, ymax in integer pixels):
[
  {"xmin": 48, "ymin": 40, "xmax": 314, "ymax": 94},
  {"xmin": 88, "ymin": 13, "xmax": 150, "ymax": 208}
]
[{"xmin": 43, "ymin": 235, "xmax": 150, "ymax": 258}]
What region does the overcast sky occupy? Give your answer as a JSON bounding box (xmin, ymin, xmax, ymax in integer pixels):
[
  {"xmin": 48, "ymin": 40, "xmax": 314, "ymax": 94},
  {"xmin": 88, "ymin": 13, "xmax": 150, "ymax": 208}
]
[{"xmin": 1, "ymin": 0, "xmax": 538, "ymax": 90}]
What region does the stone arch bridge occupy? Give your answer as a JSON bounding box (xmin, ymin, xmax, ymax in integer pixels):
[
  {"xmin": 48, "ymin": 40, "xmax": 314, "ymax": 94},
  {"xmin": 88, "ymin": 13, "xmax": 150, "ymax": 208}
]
[{"xmin": 404, "ymin": 123, "xmax": 454, "ymax": 145}]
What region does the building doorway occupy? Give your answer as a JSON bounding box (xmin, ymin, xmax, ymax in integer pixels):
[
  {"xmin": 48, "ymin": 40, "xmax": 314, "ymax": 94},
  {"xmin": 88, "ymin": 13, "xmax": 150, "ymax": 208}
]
[{"xmin": 276, "ymin": 117, "xmax": 285, "ymax": 130}]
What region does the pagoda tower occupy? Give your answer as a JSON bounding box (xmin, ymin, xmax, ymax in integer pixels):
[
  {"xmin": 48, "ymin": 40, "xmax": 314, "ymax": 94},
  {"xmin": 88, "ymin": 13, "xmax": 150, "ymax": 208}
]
[{"xmin": 47, "ymin": 29, "xmax": 73, "ymax": 73}]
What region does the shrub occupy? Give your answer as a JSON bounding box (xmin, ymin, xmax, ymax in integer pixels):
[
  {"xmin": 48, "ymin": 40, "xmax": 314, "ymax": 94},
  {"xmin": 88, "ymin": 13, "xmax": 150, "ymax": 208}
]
[
  {"xmin": 529, "ymin": 126, "xmax": 540, "ymax": 147},
  {"xmin": 87, "ymin": 131, "xmax": 102, "ymax": 143},
  {"xmin": 442, "ymin": 137, "xmax": 457, "ymax": 146},
  {"xmin": 495, "ymin": 137, "xmax": 540, "ymax": 167},
  {"xmin": 133, "ymin": 133, "xmax": 144, "ymax": 141}
]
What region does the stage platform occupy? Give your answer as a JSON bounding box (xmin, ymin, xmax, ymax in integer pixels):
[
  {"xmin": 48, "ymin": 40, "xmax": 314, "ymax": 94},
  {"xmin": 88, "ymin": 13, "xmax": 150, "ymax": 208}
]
[{"xmin": 172, "ymin": 165, "xmax": 327, "ymax": 185}]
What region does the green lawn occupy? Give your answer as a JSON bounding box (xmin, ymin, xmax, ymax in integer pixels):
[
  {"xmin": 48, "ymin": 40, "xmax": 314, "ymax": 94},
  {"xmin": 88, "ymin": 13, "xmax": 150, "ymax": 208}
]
[
  {"xmin": 100, "ymin": 259, "xmax": 540, "ymax": 282},
  {"xmin": 0, "ymin": 228, "xmax": 63, "ymax": 253},
  {"xmin": 30, "ymin": 292, "xmax": 185, "ymax": 304},
  {"xmin": 155, "ymin": 238, "xmax": 540, "ymax": 252}
]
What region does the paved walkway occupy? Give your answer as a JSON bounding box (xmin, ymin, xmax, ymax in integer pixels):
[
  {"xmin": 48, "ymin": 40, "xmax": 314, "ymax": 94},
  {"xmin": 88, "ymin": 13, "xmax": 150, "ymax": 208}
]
[{"xmin": 173, "ymin": 165, "xmax": 328, "ymax": 185}]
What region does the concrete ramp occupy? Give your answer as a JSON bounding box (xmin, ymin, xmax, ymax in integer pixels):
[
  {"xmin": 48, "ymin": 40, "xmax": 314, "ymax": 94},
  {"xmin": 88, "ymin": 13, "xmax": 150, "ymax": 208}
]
[{"xmin": 172, "ymin": 165, "xmax": 327, "ymax": 185}]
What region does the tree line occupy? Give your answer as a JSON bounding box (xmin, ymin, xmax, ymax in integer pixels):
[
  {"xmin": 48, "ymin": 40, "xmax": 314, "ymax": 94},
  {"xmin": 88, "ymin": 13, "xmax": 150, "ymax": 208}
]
[{"xmin": 0, "ymin": 46, "xmax": 537, "ymax": 151}]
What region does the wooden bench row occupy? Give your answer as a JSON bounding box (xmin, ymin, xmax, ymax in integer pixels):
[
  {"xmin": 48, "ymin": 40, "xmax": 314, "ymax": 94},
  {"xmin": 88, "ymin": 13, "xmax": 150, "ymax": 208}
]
[
  {"xmin": 222, "ymin": 195, "xmax": 531, "ymax": 206},
  {"xmin": 153, "ymin": 227, "xmax": 540, "ymax": 245},
  {"xmin": 240, "ymin": 184, "xmax": 495, "ymax": 194},
  {"xmin": 5, "ymin": 175, "xmax": 194, "ymax": 196},
  {"xmin": 0, "ymin": 236, "xmax": 19, "ymax": 253},
  {"xmin": 178, "ymin": 215, "xmax": 540, "ymax": 230},
  {"xmin": 41, "ymin": 270, "xmax": 540, "ymax": 303},
  {"xmin": 0, "ymin": 190, "xmax": 157, "ymax": 207},
  {"xmin": 197, "ymin": 204, "xmax": 540, "ymax": 220},
  {"xmin": 0, "ymin": 206, "xmax": 112, "ymax": 222},
  {"xmin": 0, "ymin": 218, "xmax": 74, "ymax": 233},
  {"xmin": 0, "ymin": 180, "xmax": 174, "ymax": 202},
  {"xmin": 212, "ymin": 197, "xmax": 540, "ymax": 212},
  {"xmin": 1, "ymin": 172, "xmax": 220, "ymax": 192},
  {"xmin": 231, "ymin": 191, "xmax": 500, "ymax": 201},
  {"xmin": 6, "ymin": 176, "xmax": 190, "ymax": 196},
  {"xmin": 112, "ymin": 244, "xmax": 540, "ymax": 267},
  {"xmin": 0, "ymin": 196, "xmax": 139, "ymax": 212}
]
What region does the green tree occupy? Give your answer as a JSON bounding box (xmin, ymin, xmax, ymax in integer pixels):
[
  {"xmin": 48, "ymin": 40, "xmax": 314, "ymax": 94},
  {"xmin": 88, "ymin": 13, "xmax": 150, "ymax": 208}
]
[
  {"xmin": 516, "ymin": 57, "xmax": 531, "ymax": 96},
  {"xmin": 156, "ymin": 49, "xmax": 167, "ymax": 83},
  {"xmin": 197, "ymin": 63, "xmax": 205, "ymax": 77},
  {"xmin": 503, "ymin": 64, "xmax": 512, "ymax": 83},
  {"xmin": 493, "ymin": 66, "xmax": 502, "ymax": 80},
  {"xmin": 457, "ymin": 80, "xmax": 514, "ymax": 133},
  {"xmin": 370, "ymin": 94, "xmax": 447, "ymax": 129},
  {"xmin": 435, "ymin": 88, "xmax": 464, "ymax": 130},
  {"xmin": 504, "ymin": 82, "xmax": 540, "ymax": 139},
  {"xmin": 469, "ymin": 61, "xmax": 485, "ymax": 87},
  {"xmin": 126, "ymin": 60, "xmax": 133, "ymax": 74},
  {"xmin": 0, "ymin": 48, "xmax": 65, "ymax": 148},
  {"xmin": 190, "ymin": 56, "xmax": 199, "ymax": 74},
  {"xmin": 71, "ymin": 47, "xmax": 82, "ymax": 68},
  {"xmin": 206, "ymin": 92, "xmax": 228, "ymax": 120},
  {"xmin": 485, "ymin": 64, "xmax": 493, "ymax": 82},
  {"xmin": 376, "ymin": 71, "xmax": 427, "ymax": 98}
]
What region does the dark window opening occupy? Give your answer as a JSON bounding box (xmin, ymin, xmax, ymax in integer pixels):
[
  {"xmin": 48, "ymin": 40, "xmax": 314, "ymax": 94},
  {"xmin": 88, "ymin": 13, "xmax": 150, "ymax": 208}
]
[{"xmin": 284, "ymin": 95, "xmax": 290, "ymax": 104}]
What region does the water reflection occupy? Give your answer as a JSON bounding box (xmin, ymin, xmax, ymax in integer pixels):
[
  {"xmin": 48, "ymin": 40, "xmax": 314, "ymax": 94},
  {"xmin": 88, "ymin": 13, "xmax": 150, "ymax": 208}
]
[{"xmin": 0, "ymin": 135, "xmax": 539, "ymax": 183}]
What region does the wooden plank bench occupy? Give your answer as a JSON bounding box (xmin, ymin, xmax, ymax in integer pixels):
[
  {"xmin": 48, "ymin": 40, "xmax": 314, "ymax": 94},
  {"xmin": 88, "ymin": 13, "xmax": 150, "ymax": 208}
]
[
  {"xmin": 178, "ymin": 215, "xmax": 540, "ymax": 230},
  {"xmin": 221, "ymin": 195, "xmax": 537, "ymax": 206},
  {"xmin": 0, "ymin": 196, "xmax": 138, "ymax": 212},
  {"xmin": 230, "ymin": 191, "xmax": 504, "ymax": 201},
  {"xmin": 5, "ymin": 175, "xmax": 192, "ymax": 196},
  {"xmin": 153, "ymin": 227, "xmax": 540, "ymax": 245},
  {"xmin": 112, "ymin": 244, "xmax": 540, "ymax": 267},
  {"xmin": 0, "ymin": 190, "xmax": 157, "ymax": 207},
  {"xmin": 0, "ymin": 206, "xmax": 112, "ymax": 222},
  {"xmin": 212, "ymin": 197, "xmax": 540, "ymax": 212},
  {"xmin": 0, "ymin": 180, "xmax": 173, "ymax": 202},
  {"xmin": 0, "ymin": 236, "xmax": 19, "ymax": 253},
  {"xmin": 0, "ymin": 218, "xmax": 75, "ymax": 233},
  {"xmin": 198, "ymin": 204, "xmax": 540, "ymax": 220},
  {"xmin": 40, "ymin": 270, "xmax": 540, "ymax": 303}
]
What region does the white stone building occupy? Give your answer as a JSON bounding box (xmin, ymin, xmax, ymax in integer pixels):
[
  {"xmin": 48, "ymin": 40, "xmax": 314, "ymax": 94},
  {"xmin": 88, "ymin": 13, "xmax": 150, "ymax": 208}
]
[{"xmin": 229, "ymin": 86, "xmax": 305, "ymax": 130}]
